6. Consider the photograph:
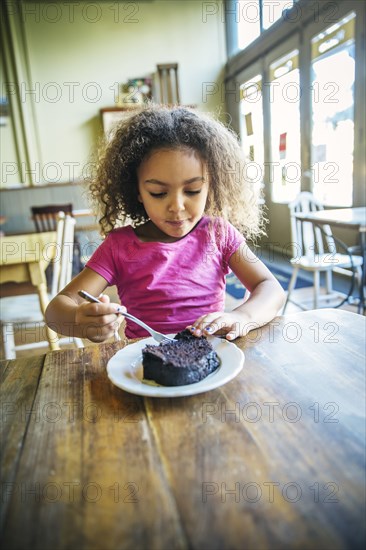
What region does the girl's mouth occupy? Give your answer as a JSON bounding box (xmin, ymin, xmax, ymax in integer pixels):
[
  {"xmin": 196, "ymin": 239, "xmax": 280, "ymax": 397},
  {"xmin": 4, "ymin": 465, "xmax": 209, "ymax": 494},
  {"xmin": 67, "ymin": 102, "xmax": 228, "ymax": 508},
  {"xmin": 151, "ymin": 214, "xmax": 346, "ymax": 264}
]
[{"xmin": 166, "ymin": 220, "xmax": 186, "ymax": 226}]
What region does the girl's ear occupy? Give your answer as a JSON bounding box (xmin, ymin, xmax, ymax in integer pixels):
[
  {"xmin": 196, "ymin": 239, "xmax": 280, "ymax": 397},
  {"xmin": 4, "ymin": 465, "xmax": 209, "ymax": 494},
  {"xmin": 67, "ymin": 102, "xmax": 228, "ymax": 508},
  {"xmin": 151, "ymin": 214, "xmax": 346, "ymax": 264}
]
[{"xmin": 137, "ymin": 194, "xmax": 143, "ymax": 203}]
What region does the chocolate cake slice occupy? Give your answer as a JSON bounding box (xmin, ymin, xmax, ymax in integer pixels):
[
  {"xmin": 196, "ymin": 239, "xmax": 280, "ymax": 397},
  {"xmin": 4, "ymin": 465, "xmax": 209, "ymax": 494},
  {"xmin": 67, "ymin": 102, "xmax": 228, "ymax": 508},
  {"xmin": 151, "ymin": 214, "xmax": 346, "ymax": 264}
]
[{"xmin": 142, "ymin": 329, "xmax": 220, "ymax": 386}]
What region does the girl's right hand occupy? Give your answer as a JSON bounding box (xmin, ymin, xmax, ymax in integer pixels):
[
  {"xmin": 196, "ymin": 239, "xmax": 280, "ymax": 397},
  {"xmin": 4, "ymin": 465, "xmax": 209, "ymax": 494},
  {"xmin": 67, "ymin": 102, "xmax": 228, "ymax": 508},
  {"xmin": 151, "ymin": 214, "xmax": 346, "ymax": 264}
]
[{"xmin": 74, "ymin": 294, "xmax": 126, "ymax": 342}]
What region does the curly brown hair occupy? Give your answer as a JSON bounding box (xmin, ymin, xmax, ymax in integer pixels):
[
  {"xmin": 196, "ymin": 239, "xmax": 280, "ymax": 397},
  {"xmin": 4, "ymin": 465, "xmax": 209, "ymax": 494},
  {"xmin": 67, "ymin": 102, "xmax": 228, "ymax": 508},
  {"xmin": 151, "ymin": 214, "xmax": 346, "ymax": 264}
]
[{"xmin": 89, "ymin": 104, "xmax": 265, "ymax": 240}]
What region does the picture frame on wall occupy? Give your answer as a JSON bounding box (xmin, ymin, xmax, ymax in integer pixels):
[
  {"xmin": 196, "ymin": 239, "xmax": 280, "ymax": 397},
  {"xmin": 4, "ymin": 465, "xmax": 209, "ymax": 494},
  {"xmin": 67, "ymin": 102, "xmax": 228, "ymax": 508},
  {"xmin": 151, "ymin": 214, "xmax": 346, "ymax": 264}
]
[{"xmin": 100, "ymin": 107, "xmax": 138, "ymax": 140}]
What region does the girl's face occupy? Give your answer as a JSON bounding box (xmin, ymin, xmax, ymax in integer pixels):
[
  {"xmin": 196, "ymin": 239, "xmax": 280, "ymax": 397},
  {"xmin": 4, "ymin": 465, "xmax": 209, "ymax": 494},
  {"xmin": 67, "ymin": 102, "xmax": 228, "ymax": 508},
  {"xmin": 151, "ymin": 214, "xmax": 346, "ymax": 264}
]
[{"xmin": 137, "ymin": 148, "xmax": 209, "ymax": 241}]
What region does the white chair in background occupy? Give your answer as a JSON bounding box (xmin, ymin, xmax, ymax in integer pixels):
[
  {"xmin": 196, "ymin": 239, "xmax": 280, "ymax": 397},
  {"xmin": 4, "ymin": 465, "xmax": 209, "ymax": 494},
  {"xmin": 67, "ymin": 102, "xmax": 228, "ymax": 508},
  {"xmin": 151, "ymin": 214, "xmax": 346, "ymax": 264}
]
[
  {"xmin": 283, "ymin": 192, "xmax": 363, "ymax": 312},
  {"xmin": 1, "ymin": 213, "xmax": 83, "ymax": 359}
]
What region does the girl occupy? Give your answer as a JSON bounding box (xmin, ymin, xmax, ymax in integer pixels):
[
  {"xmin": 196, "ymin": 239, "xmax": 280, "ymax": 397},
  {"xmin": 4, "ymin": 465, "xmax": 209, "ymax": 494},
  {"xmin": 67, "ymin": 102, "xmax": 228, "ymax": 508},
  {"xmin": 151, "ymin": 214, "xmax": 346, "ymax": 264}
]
[{"xmin": 45, "ymin": 105, "xmax": 285, "ymax": 342}]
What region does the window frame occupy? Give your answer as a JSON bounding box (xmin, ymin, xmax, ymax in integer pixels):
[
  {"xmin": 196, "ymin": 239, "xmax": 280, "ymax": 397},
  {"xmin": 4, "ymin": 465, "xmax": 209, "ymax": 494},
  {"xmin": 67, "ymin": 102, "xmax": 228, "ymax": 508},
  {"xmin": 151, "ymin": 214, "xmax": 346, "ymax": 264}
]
[
  {"xmin": 225, "ymin": 0, "xmax": 366, "ymax": 207},
  {"xmin": 263, "ymin": 35, "xmax": 301, "ymax": 204}
]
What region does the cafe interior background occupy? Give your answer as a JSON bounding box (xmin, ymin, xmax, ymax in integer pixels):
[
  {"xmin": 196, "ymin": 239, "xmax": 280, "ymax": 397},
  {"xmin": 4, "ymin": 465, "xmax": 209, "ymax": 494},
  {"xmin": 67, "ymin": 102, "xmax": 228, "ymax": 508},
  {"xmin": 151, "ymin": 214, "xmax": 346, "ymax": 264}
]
[{"xmin": 0, "ymin": 0, "xmax": 365, "ymax": 357}]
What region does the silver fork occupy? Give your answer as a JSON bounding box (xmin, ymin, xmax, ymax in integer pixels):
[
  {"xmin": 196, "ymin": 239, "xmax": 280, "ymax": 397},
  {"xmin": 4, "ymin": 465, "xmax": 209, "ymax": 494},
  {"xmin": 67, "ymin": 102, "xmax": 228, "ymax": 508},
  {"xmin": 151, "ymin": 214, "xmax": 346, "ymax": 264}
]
[
  {"xmin": 121, "ymin": 311, "xmax": 176, "ymax": 343},
  {"xmin": 78, "ymin": 290, "xmax": 176, "ymax": 344}
]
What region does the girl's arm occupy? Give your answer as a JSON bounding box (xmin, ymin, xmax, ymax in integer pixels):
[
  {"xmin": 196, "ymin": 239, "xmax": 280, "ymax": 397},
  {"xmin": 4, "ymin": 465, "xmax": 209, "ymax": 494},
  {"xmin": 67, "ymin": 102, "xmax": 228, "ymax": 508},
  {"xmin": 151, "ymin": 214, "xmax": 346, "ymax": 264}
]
[
  {"xmin": 190, "ymin": 242, "xmax": 286, "ymax": 340},
  {"xmin": 45, "ymin": 267, "xmax": 125, "ymax": 342}
]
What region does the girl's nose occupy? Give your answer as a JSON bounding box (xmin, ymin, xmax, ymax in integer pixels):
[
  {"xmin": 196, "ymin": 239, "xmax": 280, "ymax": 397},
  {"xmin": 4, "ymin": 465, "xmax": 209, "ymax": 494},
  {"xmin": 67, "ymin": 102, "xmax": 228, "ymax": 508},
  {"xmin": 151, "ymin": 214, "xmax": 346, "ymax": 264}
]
[{"xmin": 168, "ymin": 194, "xmax": 185, "ymax": 212}]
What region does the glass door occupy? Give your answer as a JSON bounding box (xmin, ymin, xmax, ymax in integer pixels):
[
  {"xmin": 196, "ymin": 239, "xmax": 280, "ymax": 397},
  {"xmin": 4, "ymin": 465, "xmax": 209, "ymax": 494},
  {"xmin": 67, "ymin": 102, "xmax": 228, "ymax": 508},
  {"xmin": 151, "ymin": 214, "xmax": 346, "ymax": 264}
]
[
  {"xmin": 240, "ymin": 74, "xmax": 264, "ymax": 180},
  {"xmin": 268, "ymin": 49, "xmax": 301, "ymax": 203},
  {"xmin": 238, "ymin": 61, "xmax": 265, "ymax": 204},
  {"xmin": 310, "ymin": 11, "xmax": 356, "ymax": 206}
]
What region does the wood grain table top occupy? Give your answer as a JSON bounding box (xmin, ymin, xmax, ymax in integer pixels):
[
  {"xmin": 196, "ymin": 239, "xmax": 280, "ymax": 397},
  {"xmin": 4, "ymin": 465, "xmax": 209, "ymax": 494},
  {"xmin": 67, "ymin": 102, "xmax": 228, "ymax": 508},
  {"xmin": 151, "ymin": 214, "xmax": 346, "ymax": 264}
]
[{"xmin": 1, "ymin": 309, "xmax": 365, "ymax": 550}]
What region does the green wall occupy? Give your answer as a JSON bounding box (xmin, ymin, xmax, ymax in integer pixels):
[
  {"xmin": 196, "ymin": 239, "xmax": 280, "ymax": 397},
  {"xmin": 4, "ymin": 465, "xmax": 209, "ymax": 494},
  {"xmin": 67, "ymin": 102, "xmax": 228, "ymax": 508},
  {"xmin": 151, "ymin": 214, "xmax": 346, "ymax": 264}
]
[{"xmin": 2, "ymin": 1, "xmax": 227, "ymax": 186}]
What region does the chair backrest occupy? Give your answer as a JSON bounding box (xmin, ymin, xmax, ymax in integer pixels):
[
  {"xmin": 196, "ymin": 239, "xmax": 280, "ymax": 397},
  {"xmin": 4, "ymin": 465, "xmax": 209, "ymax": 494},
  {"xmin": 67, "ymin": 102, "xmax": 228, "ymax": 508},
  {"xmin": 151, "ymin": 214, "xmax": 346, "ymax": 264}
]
[
  {"xmin": 31, "ymin": 204, "xmax": 73, "ymax": 232},
  {"xmin": 289, "ymin": 192, "xmax": 335, "ymax": 259},
  {"xmin": 51, "ymin": 213, "xmax": 76, "ymax": 296}
]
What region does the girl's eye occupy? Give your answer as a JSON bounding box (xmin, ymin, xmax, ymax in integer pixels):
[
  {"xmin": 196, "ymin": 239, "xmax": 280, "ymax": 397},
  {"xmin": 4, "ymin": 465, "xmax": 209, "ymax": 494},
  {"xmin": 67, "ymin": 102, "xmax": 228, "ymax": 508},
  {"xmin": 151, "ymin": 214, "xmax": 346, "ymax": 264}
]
[
  {"xmin": 186, "ymin": 190, "xmax": 202, "ymax": 196},
  {"xmin": 149, "ymin": 192, "xmax": 166, "ymax": 198},
  {"xmin": 149, "ymin": 190, "xmax": 201, "ymax": 198}
]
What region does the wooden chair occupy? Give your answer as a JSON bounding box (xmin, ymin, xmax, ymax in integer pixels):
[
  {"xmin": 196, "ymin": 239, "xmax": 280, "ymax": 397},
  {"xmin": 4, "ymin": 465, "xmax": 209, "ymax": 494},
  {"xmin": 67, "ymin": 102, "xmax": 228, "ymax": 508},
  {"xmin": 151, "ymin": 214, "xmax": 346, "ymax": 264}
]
[
  {"xmin": 0, "ymin": 213, "xmax": 83, "ymax": 359},
  {"xmin": 283, "ymin": 192, "xmax": 363, "ymax": 311},
  {"xmin": 31, "ymin": 203, "xmax": 82, "ymax": 274},
  {"xmin": 31, "ymin": 203, "xmax": 73, "ymax": 232}
]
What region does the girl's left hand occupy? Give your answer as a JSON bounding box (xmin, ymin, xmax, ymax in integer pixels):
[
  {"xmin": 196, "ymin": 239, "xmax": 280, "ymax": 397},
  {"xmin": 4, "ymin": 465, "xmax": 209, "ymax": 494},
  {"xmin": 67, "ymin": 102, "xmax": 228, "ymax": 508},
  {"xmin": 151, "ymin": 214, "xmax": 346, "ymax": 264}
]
[{"xmin": 188, "ymin": 311, "xmax": 256, "ymax": 341}]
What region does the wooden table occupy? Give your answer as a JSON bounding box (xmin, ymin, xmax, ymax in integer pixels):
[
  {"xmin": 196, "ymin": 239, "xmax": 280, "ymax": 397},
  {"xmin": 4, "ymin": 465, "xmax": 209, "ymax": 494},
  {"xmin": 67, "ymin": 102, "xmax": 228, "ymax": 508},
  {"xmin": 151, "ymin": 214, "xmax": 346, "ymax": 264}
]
[
  {"xmin": 295, "ymin": 207, "xmax": 366, "ymax": 313},
  {"xmin": 0, "ymin": 216, "xmax": 7, "ymax": 237},
  {"xmin": 1, "ymin": 309, "xmax": 365, "ymax": 550},
  {"xmin": 0, "ymin": 231, "xmax": 59, "ymax": 350},
  {"xmin": 72, "ymin": 208, "xmax": 100, "ymax": 233}
]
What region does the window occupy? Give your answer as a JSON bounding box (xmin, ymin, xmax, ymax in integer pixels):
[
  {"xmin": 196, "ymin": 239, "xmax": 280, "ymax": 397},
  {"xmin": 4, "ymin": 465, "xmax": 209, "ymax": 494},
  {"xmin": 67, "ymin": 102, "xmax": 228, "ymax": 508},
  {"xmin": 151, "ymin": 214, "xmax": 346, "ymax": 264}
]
[
  {"xmin": 237, "ymin": 1, "xmax": 260, "ymax": 50},
  {"xmin": 229, "ymin": 1, "xmax": 364, "ymax": 209},
  {"xmin": 269, "ymin": 49, "xmax": 301, "ymax": 202},
  {"xmin": 239, "ymin": 74, "xmax": 265, "ymax": 199},
  {"xmin": 237, "ymin": 0, "xmax": 296, "ymax": 51},
  {"xmin": 310, "ymin": 12, "xmax": 356, "ymax": 206},
  {"xmin": 263, "ymin": 0, "xmax": 296, "ymax": 30},
  {"xmin": 240, "ymin": 75, "xmax": 264, "ymax": 164},
  {"xmin": 227, "ymin": 0, "xmax": 365, "ymax": 248}
]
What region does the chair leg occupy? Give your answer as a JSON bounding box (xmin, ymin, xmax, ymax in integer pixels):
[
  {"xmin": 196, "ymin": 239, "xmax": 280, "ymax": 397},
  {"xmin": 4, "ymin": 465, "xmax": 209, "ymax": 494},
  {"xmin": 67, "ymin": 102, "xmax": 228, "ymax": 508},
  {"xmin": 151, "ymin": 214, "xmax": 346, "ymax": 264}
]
[
  {"xmin": 354, "ymin": 266, "xmax": 364, "ymax": 310},
  {"xmin": 325, "ymin": 270, "xmax": 333, "ymax": 294},
  {"xmin": 356, "ymin": 266, "xmax": 363, "ymax": 293},
  {"xmin": 313, "ymin": 271, "xmax": 320, "ymax": 309},
  {"xmin": 2, "ymin": 323, "xmax": 16, "ymax": 360},
  {"xmin": 73, "ymin": 337, "xmax": 84, "ymax": 349},
  {"xmin": 283, "ymin": 267, "xmax": 299, "ymax": 313}
]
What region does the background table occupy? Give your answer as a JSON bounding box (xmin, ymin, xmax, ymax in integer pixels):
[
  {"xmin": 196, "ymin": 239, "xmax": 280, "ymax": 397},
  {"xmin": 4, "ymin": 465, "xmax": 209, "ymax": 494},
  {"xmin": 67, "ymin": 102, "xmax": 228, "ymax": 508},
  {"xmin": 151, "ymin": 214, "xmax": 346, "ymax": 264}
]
[
  {"xmin": 295, "ymin": 207, "xmax": 366, "ymax": 313},
  {"xmin": 0, "ymin": 231, "xmax": 59, "ymax": 349},
  {"xmin": 1, "ymin": 309, "xmax": 365, "ymax": 549},
  {"xmin": 294, "ymin": 207, "xmax": 365, "ymax": 231}
]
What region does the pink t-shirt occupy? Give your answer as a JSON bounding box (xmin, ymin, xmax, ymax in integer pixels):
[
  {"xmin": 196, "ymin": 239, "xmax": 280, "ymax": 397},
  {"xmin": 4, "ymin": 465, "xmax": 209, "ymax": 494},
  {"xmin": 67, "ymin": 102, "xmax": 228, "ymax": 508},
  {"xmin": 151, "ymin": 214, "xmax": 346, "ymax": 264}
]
[{"xmin": 86, "ymin": 216, "xmax": 245, "ymax": 338}]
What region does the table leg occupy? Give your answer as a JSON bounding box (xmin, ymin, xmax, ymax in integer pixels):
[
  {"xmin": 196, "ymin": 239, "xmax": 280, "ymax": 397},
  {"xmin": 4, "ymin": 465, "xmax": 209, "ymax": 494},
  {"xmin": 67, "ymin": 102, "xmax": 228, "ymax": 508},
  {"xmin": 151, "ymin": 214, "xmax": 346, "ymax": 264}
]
[
  {"xmin": 358, "ymin": 232, "xmax": 365, "ymax": 315},
  {"xmin": 28, "ymin": 263, "xmax": 60, "ymax": 351},
  {"xmin": 37, "ymin": 281, "xmax": 60, "ymax": 351}
]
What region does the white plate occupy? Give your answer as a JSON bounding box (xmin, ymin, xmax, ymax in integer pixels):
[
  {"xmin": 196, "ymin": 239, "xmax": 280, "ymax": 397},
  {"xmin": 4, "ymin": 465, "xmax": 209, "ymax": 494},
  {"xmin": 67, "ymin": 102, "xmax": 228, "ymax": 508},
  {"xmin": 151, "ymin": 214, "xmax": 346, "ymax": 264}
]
[{"xmin": 107, "ymin": 335, "xmax": 245, "ymax": 398}]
